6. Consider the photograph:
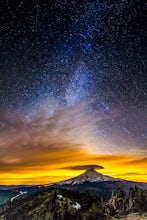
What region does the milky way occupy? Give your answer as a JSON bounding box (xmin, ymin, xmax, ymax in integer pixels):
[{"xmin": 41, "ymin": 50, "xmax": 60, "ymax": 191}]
[{"xmin": 0, "ymin": 0, "xmax": 147, "ymax": 183}]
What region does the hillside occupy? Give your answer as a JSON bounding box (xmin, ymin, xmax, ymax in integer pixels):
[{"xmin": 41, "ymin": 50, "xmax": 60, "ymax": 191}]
[
  {"xmin": 0, "ymin": 188, "xmax": 83, "ymax": 220},
  {"xmin": 0, "ymin": 190, "xmax": 18, "ymax": 205},
  {"xmin": 0, "ymin": 186, "xmax": 44, "ymax": 205},
  {"xmin": 0, "ymin": 186, "xmax": 147, "ymax": 220},
  {"xmin": 111, "ymin": 213, "xmax": 147, "ymax": 220}
]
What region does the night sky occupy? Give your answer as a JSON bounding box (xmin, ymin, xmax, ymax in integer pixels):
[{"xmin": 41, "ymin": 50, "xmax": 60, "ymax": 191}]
[{"xmin": 0, "ymin": 0, "xmax": 147, "ymax": 184}]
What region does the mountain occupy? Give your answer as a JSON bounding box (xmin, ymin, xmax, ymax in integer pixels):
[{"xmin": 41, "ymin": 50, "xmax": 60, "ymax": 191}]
[
  {"xmin": 0, "ymin": 170, "xmax": 147, "ymax": 219},
  {"xmin": 54, "ymin": 168, "xmax": 147, "ymax": 196},
  {"xmin": 57, "ymin": 168, "xmax": 122, "ymax": 185},
  {"xmin": 0, "ymin": 185, "xmax": 31, "ymax": 190}
]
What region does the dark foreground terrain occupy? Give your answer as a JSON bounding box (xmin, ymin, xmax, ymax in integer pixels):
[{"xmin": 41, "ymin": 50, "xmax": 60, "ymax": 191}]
[{"xmin": 0, "ymin": 186, "xmax": 147, "ymax": 220}]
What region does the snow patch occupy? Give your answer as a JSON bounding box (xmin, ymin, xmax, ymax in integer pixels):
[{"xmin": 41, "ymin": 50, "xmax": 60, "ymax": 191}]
[
  {"xmin": 57, "ymin": 195, "xmax": 63, "ymax": 199},
  {"xmin": 72, "ymin": 202, "xmax": 81, "ymax": 210}
]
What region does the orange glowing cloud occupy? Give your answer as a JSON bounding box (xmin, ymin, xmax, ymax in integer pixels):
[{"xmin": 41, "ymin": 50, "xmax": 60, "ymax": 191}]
[{"xmin": 0, "ymin": 102, "xmax": 147, "ymax": 185}]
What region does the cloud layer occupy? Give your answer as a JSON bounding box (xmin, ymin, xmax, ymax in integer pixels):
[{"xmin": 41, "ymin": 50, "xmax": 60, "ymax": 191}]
[
  {"xmin": 63, "ymin": 164, "xmax": 104, "ymax": 170},
  {"xmin": 0, "ymin": 101, "xmax": 147, "ymax": 184}
]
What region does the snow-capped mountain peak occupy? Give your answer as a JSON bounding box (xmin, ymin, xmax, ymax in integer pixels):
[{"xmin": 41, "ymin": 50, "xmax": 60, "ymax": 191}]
[{"xmin": 57, "ymin": 168, "xmax": 122, "ymax": 185}]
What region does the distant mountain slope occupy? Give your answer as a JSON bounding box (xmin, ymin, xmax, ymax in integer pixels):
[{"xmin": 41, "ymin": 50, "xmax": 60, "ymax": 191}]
[
  {"xmin": 0, "ymin": 185, "xmax": 44, "ymax": 205},
  {"xmin": 0, "ymin": 190, "xmax": 18, "ymax": 205},
  {"xmin": 54, "ymin": 168, "xmax": 147, "ymax": 195}
]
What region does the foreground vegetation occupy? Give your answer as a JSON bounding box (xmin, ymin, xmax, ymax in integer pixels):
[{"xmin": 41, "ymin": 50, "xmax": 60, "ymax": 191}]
[
  {"xmin": 0, "ymin": 186, "xmax": 147, "ymax": 220},
  {"xmin": 111, "ymin": 213, "xmax": 147, "ymax": 220}
]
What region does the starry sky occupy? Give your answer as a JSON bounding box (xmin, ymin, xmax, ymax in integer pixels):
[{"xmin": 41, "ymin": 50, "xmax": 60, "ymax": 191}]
[{"xmin": 0, "ymin": 0, "xmax": 147, "ymax": 184}]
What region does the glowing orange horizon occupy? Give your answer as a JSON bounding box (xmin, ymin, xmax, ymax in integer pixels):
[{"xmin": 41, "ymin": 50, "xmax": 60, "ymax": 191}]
[
  {"xmin": 0, "ymin": 103, "xmax": 146, "ymax": 185},
  {"xmin": 0, "ymin": 150, "xmax": 147, "ymax": 185}
]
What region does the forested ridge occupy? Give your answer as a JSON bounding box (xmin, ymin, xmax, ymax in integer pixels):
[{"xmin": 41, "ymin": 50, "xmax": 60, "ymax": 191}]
[{"xmin": 0, "ymin": 186, "xmax": 147, "ymax": 220}]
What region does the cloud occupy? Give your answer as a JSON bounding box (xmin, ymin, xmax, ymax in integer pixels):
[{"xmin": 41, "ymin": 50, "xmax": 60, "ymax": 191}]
[
  {"xmin": 62, "ymin": 164, "xmax": 104, "ymax": 170},
  {"xmin": 140, "ymin": 146, "xmax": 147, "ymax": 154},
  {"xmin": 120, "ymin": 157, "xmax": 147, "ymax": 166},
  {"xmin": 114, "ymin": 172, "xmax": 147, "ymax": 177},
  {"xmin": 0, "ymin": 101, "xmax": 100, "ymax": 173},
  {"xmin": 1, "ymin": 98, "xmax": 121, "ymax": 172},
  {"xmin": 0, "ymin": 102, "xmax": 147, "ymax": 184}
]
